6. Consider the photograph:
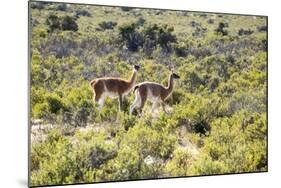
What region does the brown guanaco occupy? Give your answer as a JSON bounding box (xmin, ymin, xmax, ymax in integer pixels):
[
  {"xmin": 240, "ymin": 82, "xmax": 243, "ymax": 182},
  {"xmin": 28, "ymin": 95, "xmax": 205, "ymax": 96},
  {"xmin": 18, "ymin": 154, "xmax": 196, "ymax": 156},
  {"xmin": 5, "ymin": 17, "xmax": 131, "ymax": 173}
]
[
  {"xmin": 90, "ymin": 65, "xmax": 140, "ymax": 111},
  {"xmin": 130, "ymin": 72, "xmax": 180, "ymax": 115}
]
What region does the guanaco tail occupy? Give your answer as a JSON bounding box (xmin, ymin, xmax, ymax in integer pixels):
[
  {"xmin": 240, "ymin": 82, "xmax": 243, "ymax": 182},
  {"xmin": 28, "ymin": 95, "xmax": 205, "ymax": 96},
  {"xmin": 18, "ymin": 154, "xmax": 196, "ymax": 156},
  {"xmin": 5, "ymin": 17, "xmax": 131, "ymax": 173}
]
[
  {"xmin": 130, "ymin": 72, "xmax": 180, "ymax": 115},
  {"xmin": 90, "ymin": 65, "xmax": 140, "ymax": 111}
]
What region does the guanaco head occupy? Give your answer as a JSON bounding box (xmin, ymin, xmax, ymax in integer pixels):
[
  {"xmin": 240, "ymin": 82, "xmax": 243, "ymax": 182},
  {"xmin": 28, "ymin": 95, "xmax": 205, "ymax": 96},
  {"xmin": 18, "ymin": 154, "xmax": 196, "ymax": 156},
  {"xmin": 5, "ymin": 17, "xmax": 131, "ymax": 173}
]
[
  {"xmin": 134, "ymin": 65, "xmax": 141, "ymax": 72},
  {"xmin": 172, "ymin": 73, "xmax": 180, "ymax": 79}
]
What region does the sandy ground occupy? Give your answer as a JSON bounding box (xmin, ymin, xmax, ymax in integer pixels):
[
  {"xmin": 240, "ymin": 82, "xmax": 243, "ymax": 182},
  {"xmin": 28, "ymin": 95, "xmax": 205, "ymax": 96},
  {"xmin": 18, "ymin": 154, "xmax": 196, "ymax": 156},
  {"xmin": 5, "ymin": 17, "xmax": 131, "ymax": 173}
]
[{"xmin": 30, "ymin": 107, "xmax": 200, "ymax": 160}]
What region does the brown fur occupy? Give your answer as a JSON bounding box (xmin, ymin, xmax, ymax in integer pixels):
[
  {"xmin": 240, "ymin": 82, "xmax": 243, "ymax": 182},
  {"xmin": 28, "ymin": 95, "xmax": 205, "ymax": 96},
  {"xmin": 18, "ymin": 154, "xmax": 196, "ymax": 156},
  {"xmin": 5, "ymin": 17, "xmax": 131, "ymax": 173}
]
[
  {"xmin": 130, "ymin": 73, "xmax": 179, "ymax": 114},
  {"xmin": 90, "ymin": 68, "xmax": 138, "ymax": 111},
  {"xmin": 138, "ymin": 73, "xmax": 174, "ymax": 102}
]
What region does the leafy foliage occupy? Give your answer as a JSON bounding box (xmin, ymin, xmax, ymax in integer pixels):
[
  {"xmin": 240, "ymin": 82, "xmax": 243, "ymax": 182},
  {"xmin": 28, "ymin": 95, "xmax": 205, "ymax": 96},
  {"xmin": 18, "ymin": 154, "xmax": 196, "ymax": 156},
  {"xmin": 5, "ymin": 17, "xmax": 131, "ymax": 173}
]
[
  {"xmin": 46, "ymin": 14, "xmax": 61, "ymax": 32},
  {"xmin": 46, "ymin": 14, "xmax": 78, "ymax": 32},
  {"xmin": 215, "ymin": 22, "xmax": 228, "ymax": 36},
  {"xmin": 30, "ymin": 2, "xmax": 267, "ymax": 186},
  {"xmin": 97, "ymin": 21, "xmax": 117, "ymax": 31},
  {"xmin": 118, "ymin": 22, "xmax": 177, "ymax": 54},
  {"xmin": 61, "ymin": 16, "xmax": 78, "ymax": 31}
]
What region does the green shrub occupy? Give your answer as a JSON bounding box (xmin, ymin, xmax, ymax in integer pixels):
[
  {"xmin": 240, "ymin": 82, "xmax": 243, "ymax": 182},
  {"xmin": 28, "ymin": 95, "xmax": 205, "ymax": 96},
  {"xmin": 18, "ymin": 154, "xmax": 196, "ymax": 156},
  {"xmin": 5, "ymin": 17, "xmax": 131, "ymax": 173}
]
[
  {"xmin": 32, "ymin": 92, "xmax": 65, "ymax": 119},
  {"xmin": 46, "ymin": 14, "xmax": 61, "ymax": 32},
  {"xmin": 61, "ymin": 16, "xmax": 78, "ymax": 31},
  {"xmin": 238, "ymin": 28, "xmax": 254, "ymax": 36},
  {"xmin": 31, "ymin": 129, "xmax": 117, "ymax": 186},
  {"xmin": 118, "ymin": 112, "xmax": 137, "ymax": 131},
  {"xmin": 97, "ymin": 21, "xmax": 117, "ymax": 31},
  {"xmin": 62, "ymin": 82, "xmax": 95, "ymax": 126},
  {"xmin": 97, "ymin": 122, "xmax": 176, "ymax": 181},
  {"xmin": 215, "ymin": 22, "xmax": 228, "ymax": 36},
  {"xmin": 187, "ymin": 154, "xmax": 228, "ymax": 175},
  {"xmin": 30, "ymin": 4, "xmax": 267, "ymax": 184},
  {"xmin": 118, "ymin": 22, "xmax": 141, "ymax": 52},
  {"xmin": 56, "ymin": 4, "xmax": 67, "ymax": 11},
  {"xmin": 200, "ymin": 111, "xmax": 267, "ymax": 173},
  {"xmin": 118, "ymin": 22, "xmax": 177, "ymax": 54},
  {"xmin": 120, "ymin": 7, "xmax": 133, "ymax": 11},
  {"xmin": 171, "ymin": 95, "xmax": 216, "ymax": 135},
  {"xmin": 75, "ymin": 9, "xmax": 91, "ymax": 17},
  {"xmin": 46, "ymin": 15, "xmax": 78, "ymax": 33},
  {"xmin": 45, "ymin": 93, "xmax": 65, "ymax": 114},
  {"xmin": 33, "ymin": 102, "xmax": 50, "ymax": 119},
  {"xmin": 30, "ymin": 2, "xmax": 46, "ymax": 10},
  {"xmin": 165, "ymin": 148, "xmax": 194, "ymax": 176}
]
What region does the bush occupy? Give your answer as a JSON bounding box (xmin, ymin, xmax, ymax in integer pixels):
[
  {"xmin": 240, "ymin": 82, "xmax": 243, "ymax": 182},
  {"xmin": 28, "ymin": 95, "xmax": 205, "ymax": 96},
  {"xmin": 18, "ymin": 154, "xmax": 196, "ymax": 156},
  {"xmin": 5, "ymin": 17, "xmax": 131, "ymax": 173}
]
[
  {"xmin": 32, "ymin": 92, "xmax": 65, "ymax": 119},
  {"xmin": 121, "ymin": 7, "xmax": 133, "ymax": 11},
  {"xmin": 62, "ymin": 82, "xmax": 95, "ymax": 126},
  {"xmin": 30, "ymin": 2, "xmax": 46, "ymax": 10},
  {"xmin": 46, "ymin": 14, "xmax": 61, "ymax": 32},
  {"xmin": 257, "ymin": 25, "xmax": 267, "ymax": 32},
  {"xmin": 118, "ymin": 22, "xmax": 177, "ymax": 54},
  {"xmin": 174, "ymin": 43, "xmax": 188, "ymax": 57},
  {"xmin": 192, "ymin": 26, "xmax": 207, "ymax": 37},
  {"xmin": 97, "ymin": 21, "xmax": 117, "ymax": 31},
  {"xmin": 61, "ymin": 16, "xmax": 78, "ymax": 31},
  {"xmin": 136, "ymin": 17, "xmax": 145, "ymax": 27},
  {"xmin": 215, "ymin": 22, "xmax": 228, "ymax": 36},
  {"xmin": 165, "ymin": 148, "xmax": 194, "ymax": 176},
  {"xmin": 118, "ymin": 23, "xmax": 142, "ymax": 51},
  {"xmin": 75, "ymin": 9, "xmax": 91, "ymax": 17},
  {"xmin": 201, "ymin": 111, "xmax": 267, "ymax": 173},
  {"xmin": 31, "ymin": 130, "xmax": 117, "ymax": 186},
  {"xmin": 171, "ymin": 99, "xmax": 212, "ymax": 135},
  {"xmin": 33, "ymin": 102, "xmax": 50, "ymax": 119},
  {"xmin": 118, "ymin": 112, "xmax": 137, "ymax": 131},
  {"xmin": 46, "ymin": 93, "xmax": 65, "ymax": 114},
  {"xmin": 238, "ymin": 28, "xmax": 254, "ymax": 36},
  {"xmin": 56, "ymin": 4, "xmax": 67, "ymax": 11},
  {"xmin": 46, "ymin": 15, "xmax": 78, "ymax": 32},
  {"xmin": 190, "ymin": 21, "xmax": 200, "ymax": 27},
  {"xmin": 187, "ymin": 154, "xmax": 228, "ymax": 175},
  {"xmin": 120, "ymin": 122, "xmax": 176, "ymax": 159},
  {"xmin": 30, "ymin": 4, "xmax": 267, "ymax": 184},
  {"xmin": 142, "ymin": 24, "xmax": 177, "ymax": 53},
  {"xmin": 179, "ymin": 64, "xmax": 204, "ymax": 93},
  {"xmin": 97, "ymin": 123, "xmax": 176, "ymax": 180},
  {"xmin": 208, "ymin": 19, "xmax": 214, "ymax": 24}
]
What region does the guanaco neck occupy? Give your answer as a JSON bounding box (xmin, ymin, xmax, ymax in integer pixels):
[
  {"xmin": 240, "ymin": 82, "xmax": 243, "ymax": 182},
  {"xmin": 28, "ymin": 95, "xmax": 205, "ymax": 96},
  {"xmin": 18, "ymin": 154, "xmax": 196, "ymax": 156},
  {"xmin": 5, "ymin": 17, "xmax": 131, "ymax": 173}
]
[
  {"xmin": 128, "ymin": 69, "xmax": 137, "ymax": 88},
  {"xmin": 163, "ymin": 74, "xmax": 174, "ymax": 99}
]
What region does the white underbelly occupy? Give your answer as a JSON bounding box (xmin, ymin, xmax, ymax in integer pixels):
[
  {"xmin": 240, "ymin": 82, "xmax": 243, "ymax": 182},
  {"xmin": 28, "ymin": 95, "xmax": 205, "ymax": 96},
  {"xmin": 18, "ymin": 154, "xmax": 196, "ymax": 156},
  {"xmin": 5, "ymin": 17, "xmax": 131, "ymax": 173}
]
[
  {"xmin": 103, "ymin": 91, "xmax": 118, "ymax": 98},
  {"xmin": 147, "ymin": 89, "xmax": 161, "ymax": 102},
  {"xmin": 104, "ymin": 85, "xmax": 119, "ymax": 98},
  {"xmin": 103, "ymin": 85, "xmax": 131, "ymax": 99}
]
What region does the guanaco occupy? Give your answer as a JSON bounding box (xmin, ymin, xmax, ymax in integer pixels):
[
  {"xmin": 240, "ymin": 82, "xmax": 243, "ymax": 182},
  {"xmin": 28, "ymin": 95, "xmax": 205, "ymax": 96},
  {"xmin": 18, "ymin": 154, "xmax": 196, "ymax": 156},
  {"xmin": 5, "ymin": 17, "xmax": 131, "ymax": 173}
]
[
  {"xmin": 130, "ymin": 72, "xmax": 180, "ymax": 115},
  {"xmin": 90, "ymin": 65, "xmax": 140, "ymax": 111}
]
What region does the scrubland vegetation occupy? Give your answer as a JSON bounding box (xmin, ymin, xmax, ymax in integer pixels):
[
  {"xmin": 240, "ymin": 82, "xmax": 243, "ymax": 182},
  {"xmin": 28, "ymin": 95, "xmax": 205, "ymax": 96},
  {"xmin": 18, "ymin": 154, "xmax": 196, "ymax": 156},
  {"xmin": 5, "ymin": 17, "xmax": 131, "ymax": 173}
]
[{"xmin": 29, "ymin": 1, "xmax": 267, "ymax": 186}]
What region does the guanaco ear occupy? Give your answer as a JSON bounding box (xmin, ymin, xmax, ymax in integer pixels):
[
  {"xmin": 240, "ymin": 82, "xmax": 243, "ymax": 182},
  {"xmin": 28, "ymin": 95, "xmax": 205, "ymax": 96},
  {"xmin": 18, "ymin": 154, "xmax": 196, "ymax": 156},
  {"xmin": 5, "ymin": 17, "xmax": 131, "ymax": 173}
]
[
  {"xmin": 167, "ymin": 63, "xmax": 175, "ymax": 73},
  {"xmin": 172, "ymin": 73, "xmax": 180, "ymax": 79}
]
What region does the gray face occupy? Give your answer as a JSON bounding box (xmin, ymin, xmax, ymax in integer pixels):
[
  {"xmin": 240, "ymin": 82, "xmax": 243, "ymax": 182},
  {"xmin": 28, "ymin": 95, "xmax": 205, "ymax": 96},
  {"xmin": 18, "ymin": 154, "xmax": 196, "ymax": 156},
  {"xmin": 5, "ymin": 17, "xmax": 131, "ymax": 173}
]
[
  {"xmin": 134, "ymin": 65, "xmax": 140, "ymax": 71},
  {"xmin": 172, "ymin": 73, "xmax": 180, "ymax": 79}
]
